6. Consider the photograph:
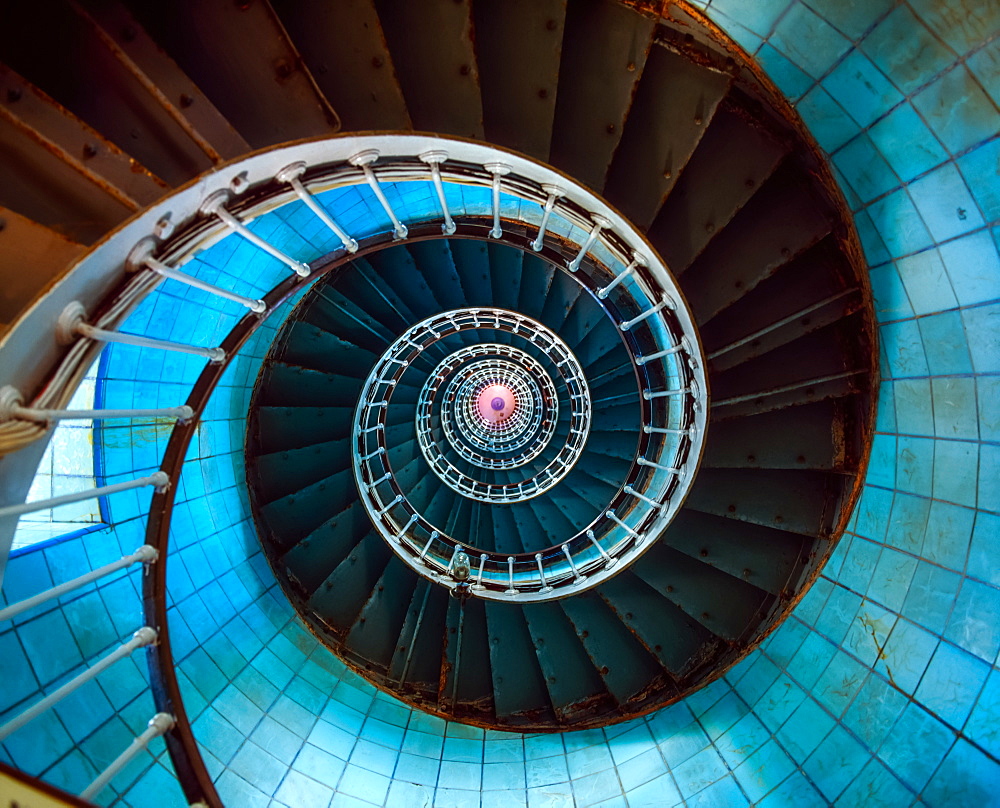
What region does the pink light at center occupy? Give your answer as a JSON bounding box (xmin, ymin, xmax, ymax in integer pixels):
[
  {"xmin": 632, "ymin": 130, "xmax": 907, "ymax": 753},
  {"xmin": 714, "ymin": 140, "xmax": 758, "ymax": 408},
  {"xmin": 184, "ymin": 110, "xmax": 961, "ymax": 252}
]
[{"xmin": 477, "ymin": 384, "xmax": 516, "ymax": 423}]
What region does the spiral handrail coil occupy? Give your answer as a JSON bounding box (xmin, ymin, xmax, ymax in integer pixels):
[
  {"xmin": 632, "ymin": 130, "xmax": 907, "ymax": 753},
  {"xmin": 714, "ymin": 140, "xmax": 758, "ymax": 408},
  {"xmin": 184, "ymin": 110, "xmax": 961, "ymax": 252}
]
[
  {"xmin": 1, "ymin": 135, "xmax": 708, "ymax": 649},
  {"xmin": 355, "ymin": 311, "xmax": 698, "ymax": 602},
  {"xmin": 405, "ymin": 317, "xmax": 584, "ymax": 499},
  {"xmin": 434, "ymin": 347, "xmax": 559, "ymax": 468}
]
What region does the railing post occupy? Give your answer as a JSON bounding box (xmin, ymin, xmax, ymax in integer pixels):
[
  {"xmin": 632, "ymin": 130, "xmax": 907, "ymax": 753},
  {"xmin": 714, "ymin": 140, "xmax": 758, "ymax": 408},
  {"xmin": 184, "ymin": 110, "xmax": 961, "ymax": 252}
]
[
  {"xmin": 0, "ymin": 386, "xmax": 194, "ymax": 425},
  {"xmin": 484, "ymin": 162, "xmax": 511, "ymax": 239},
  {"xmin": 349, "ymin": 150, "xmax": 408, "ymax": 240},
  {"xmin": 568, "ymin": 215, "xmax": 610, "ymax": 272},
  {"xmin": 81, "ymin": 712, "xmax": 175, "ymax": 802},
  {"xmin": 200, "ymin": 190, "xmax": 311, "ymax": 277},
  {"xmin": 0, "ymin": 471, "xmax": 170, "ymax": 519},
  {"xmin": 57, "ymin": 302, "xmax": 225, "ymax": 362},
  {"xmin": 419, "ymin": 150, "xmax": 457, "ymax": 235},
  {"xmin": 531, "ymin": 184, "xmax": 564, "ymax": 252},
  {"xmin": 276, "ymin": 161, "xmax": 359, "ymax": 253}
]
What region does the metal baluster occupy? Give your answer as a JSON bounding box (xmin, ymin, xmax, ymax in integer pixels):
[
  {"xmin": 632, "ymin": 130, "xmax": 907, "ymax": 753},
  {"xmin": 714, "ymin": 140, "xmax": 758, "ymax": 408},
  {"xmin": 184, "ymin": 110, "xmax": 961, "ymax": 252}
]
[
  {"xmin": 420, "ymin": 151, "xmax": 456, "ymax": 235},
  {"xmin": 81, "ymin": 713, "xmax": 175, "ymax": 801},
  {"xmin": 535, "ymin": 553, "xmax": 553, "ymax": 593},
  {"xmin": 0, "ymin": 628, "xmax": 157, "ymax": 742},
  {"xmin": 349, "ymin": 150, "xmax": 408, "ymax": 239},
  {"xmin": 0, "ymin": 472, "xmax": 170, "ymax": 519},
  {"xmin": 505, "ymin": 556, "xmax": 517, "ymax": 594},
  {"xmin": 200, "ymin": 190, "xmax": 311, "ymax": 277},
  {"xmin": 418, "ymin": 531, "xmax": 439, "ymax": 562},
  {"xmin": 531, "ymin": 185, "xmax": 564, "ymax": 252},
  {"xmin": 597, "ymin": 253, "xmax": 646, "ymax": 299},
  {"xmin": 57, "ymin": 302, "xmax": 225, "ymax": 363},
  {"xmin": 474, "ymin": 553, "xmax": 488, "ymax": 589},
  {"xmin": 623, "ymin": 485, "xmax": 667, "ymax": 514},
  {"xmin": 484, "ymin": 162, "xmax": 511, "ymax": 238},
  {"xmin": 128, "ymin": 238, "xmax": 266, "ymax": 312},
  {"xmin": 586, "ymin": 530, "xmax": 614, "ymax": 566},
  {"xmin": 567, "ymin": 215, "xmax": 610, "ymax": 272},
  {"xmin": 605, "ymin": 510, "xmax": 640, "ymax": 539},
  {"xmin": 0, "ymin": 546, "xmax": 157, "ymax": 622},
  {"xmin": 561, "ymin": 544, "xmax": 585, "ymax": 582},
  {"xmin": 643, "ymin": 388, "xmax": 691, "ymax": 400},
  {"xmin": 276, "ymin": 161, "xmax": 359, "ymax": 252},
  {"xmin": 636, "ymin": 337, "xmax": 690, "ymax": 366},
  {"xmin": 636, "ymin": 457, "xmax": 682, "ymax": 474},
  {"xmin": 620, "ymin": 298, "xmax": 671, "ymax": 332},
  {"xmin": 0, "ymin": 386, "xmax": 193, "ymax": 425}
]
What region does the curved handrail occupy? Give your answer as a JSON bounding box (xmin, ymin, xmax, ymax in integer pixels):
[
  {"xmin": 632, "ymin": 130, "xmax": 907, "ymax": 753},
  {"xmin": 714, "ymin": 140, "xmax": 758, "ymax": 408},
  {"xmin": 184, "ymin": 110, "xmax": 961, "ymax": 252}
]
[{"xmin": 0, "ymin": 134, "xmax": 709, "ymax": 800}]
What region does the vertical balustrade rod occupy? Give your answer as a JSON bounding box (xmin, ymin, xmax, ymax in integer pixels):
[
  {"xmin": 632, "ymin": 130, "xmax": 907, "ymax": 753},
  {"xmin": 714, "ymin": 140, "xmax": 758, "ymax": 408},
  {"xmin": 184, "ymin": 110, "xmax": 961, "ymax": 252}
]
[
  {"xmin": 392, "ymin": 514, "xmax": 419, "ymax": 543},
  {"xmin": 128, "ymin": 237, "xmax": 265, "ymax": 312},
  {"xmin": 484, "ymin": 162, "xmax": 511, "ymax": 238},
  {"xmin": 349, "ymin": 150, "xmax": 408, "ymax": 239},
  {"xmin": 276, "ymin": 161, "xmax": 359, "ymax": 252},
  {"xmin": 620, "ymin": 299, "xmax": 671, "ymax": 332},
  {"xmin": 598, "ymin": 253, "xmax": 646, "ymax": 299},
  {"xmin": 643, "ymin": 388, "xmax": 691, "ymax": 400},
  {"xmin": 535, "ymin": 553, "xmax": 552, "ymax": 593},
  {"xmin": 637, "ymin": 457, "xmax": 681, "ymax": 474},
  {"xmin": 81, "ymin": 713, "xmax": 175, "ymax": 801},
  {"xmin": 623, "ymin": 485, "xmax": 666, "ymax": 513},
  {"xmin": 531, "ymin": 185, "xmax": 564, "ymax": 252},
  {"xmin": 586, "ymin": 530, "xmax": 614, "ymax": 566},
  {"xmin": 0, "ymin": 628, "xmax": 158, "ymax": 742},
  {"xmin": 505, "ymin": 556, "xmax": 517, "ymax": 594},
  {"xmin": 644, "ymin": 425, "xmax": 695, "ymax": 437},
  {"xmin": 475, "ymin": 553, "xmax": 488, "ymax": 589},
  {"xmin": 636, "ymin": 340, "xmax": 688, "ymax": 365},
  {"xmin": 200, "ymin": 191, "xmax": 311, "ymax": 276},
  {"xmin": 420, "ymin": 151, "xmax": 457, "ymax": 235},
  {"xmin": 0, "ymin": 471, "xmax": 170, "ymax": 519},
  {"xmin": 418, "ymin": 531, "xmax": 439, "ymax": 562},
  {"xmin": 0, "ymin": 386, "xmax": 193, "ymax": 425},
  {"xmin": 561, "ymin": 544, "xmax": 584, "ymax": 581},
  {"xmin": 568, "ymin": 215, "xmax": 610, "ymax": 272},
  {"xmin": 0, "ymin": 546, "xmax": 157, "ymax": 622},
  {"xmin": 57, "ymin": 302, "xmax": 225, "ymax": 362},
  {"xmin": 606, "ymin": 510, "xmax": 640, "ymax": 539}
]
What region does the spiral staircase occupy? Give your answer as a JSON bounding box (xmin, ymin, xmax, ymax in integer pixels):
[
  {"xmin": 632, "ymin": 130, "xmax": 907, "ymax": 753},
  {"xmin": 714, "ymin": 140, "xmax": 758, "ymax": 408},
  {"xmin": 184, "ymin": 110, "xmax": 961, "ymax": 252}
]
[{"xmin": 0, "ymin": 0, "xmax": 878, "ymax": 804}]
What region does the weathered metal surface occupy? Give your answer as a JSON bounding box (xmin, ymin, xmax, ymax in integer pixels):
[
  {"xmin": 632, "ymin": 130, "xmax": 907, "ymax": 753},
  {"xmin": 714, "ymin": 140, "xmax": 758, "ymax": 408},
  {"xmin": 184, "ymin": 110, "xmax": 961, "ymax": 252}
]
[
  {"xmin": 484, "ymin": 601, "xmax": 553, "ymax": 721},
  {"xmin": 646, "ymin": 104, "xmax": 786, "ymax": 271},
  {"xmin": 596, "ymin": 573, "xmax": 711, "ymax": 676},
  {"xmin": 550, "ymin": 0, "xmax": 655, "ymax": 190},
  {"xmin": 473, "ymin": 0, "xmax": 566, "ymax": 162},
  {"xmin": 603, "ymin": 42, "xmax": 730, "ymax": 229},
  {"xmin": 558, "ymin": 592, "xmax": 664, "ymax": 705},
  {"xmin": 0, "ymin": 98, "xmax": 138, "ymax": 244},
  {"xmin": 662, "ymin": 509, "xmax": 808, "ymax": 597},
  {"xmin": 372, "ymin": 0, "xmax": 484, "ymax": 139},
  {"xmin": 309, "ymin": 531, "xmax": 391, "ymax": 630},
  {"xmin": 0, "ymin": 206, "xmax": 84, "ymax": 335},
  {"xmin": 77, "ymin": 1, "xmax": 250, "ymax": 162},
  {"xmin": 702, "ymin": 400, "xmax": 845, "ymax": 471},
  {"xmin": 271, "ymin": 0, "xmax": 411, "ymax": 131},
  {"xmin": 630, "ymin": 543, "xmax": 772, "ymax": 641},
  {"xmin": 346, "ymin": 557, "xmax": 416, "ymax": 671},
  {"xmin": 680, "ymin": 168, "xmax": 834, "ymax": 324},
  {"xmin": 684, "ymin": 467, "xmax": 839, "ymax": 537},
  {"xmin": 127, "ymin": 0, "xmax": 339, "ymax": 148},
  {"xmin": 0, "ymin": 65, "xmax": 167, "ymax": 205},
  {"xmin": 0, "ymin": 4, "xmax": 214, "ymax": 187},
  {"xmin": 253, "ymin": 405, "xmax": 353, "ymax": 453},
  {"xmin": 522, "ymin": 601, "xmax": 612, "ymax": 722}
]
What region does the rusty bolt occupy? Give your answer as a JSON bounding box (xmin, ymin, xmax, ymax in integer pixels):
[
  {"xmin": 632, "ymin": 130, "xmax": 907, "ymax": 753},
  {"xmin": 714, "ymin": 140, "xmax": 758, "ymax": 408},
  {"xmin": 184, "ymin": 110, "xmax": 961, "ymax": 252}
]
[
  {"xmin": 663, "ymin": 169, "xmax": 672, "ymax": 179},
  {"xmin": 666, "ymin": 585, "xmax": 674, "ymax": 593},
  {"xmin": 0, "ymin": 218, "xmax": 6, "ymax": 233},
  {"xmin": 626, "ymin": 61, "xmax": 636, "ymax": 72},
  {"xmin": 734, "ymin": 279, "xmax": 743, "ymax": 289},
  {"xmin": 600, "ymin": 666, "xmax": 610, "ymax": 675},
  {"xmin": 122, "ymin": 25, "xmax": 137, "ymax": 42},
  {"xmin": 727, "ymin": 504, "xmax": 736, "ymax": 513},
  {"xmin": 747, "ymin": 455, "xmax": 755, "ymax": 463},
  {"xmin": 781, "ymin": 247, "xmax": 791, "ymax": 258},
  {"xmin": 359, "ymin": 617, "xmax": 366, "ymax": 623},
  {"xmin": 230, "ymin": 172, "xmax": 250, "ymax": 194},
  {"xmin": 6, "ymin": 87, "xmax": 22, "ymax": 103},
  {"xmin": 654, "ymin": 644, "xmax": 662, "ymax": 652},
  {"xmin": 581, "ymin": 630, "xmax": 589, "ymax": 638},
  {"xmin": 745, "ymin": 178, "xmax": 755, "ymax": 189},
  {"xmin": 372, "ymin": 56, "xmax": 384, "ymax": 69},
  {"xmin": 546, "ymin": 18, "xmax": 557, "ymax": 30},
  {"xmin": 775, "ymin": 515, "xmax": 784, "ymax": 523},
  {"xmin": 153, "ymin": 215, "xmax": 174, "ymax": 240},
  {"xmin": 459, "ymin": 64, "xmax": 471, "ymax": 76},
  {"xmin": 606, "ymin": 123, "xmax": 616, "ymax": 134},
  {"xmin": 235, "ymin": 0, "xmax": 252, "ymax": 9},
  {"xmin": 538, "ymin": 88, "xmax": 548, "ymax": 99},
  {"xmin": 625, "ymin": 612, "xmax": 633, "ymax": 620},
  {"xmin": 275, "ymin": 59, "xmax": 293, "ymax": 80},
  {"xmin": 378, "ymin": 585, "xmax": 384, "ymax": 592},
  {"xmin": 179, "ymin": 93, "xmax": 194, "ymax": 109},
  {"xmin": 797, "ymin": 455, "xmax": 806, "ymax": 464},
  {"xmin": 700, "ymin": 549, "xmax": 708, "ymax": 557},
  {"xmin": 82, "ymin": 143, "xmax": 98, "ymax": 159},
  {"xmin": 705, "ymin": 222, "xmax": 715, "ymax": 234}
]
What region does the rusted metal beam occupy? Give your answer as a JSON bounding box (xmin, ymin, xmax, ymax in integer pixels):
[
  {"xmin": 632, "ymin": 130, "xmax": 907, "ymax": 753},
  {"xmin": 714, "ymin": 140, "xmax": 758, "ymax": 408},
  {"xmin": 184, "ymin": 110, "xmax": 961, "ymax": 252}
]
[
  {"xmin": 74, "ymin": 1, "xmax": 251, "ymax": 163},
  {"xmin": 0, "ymin": 206, "xmax": 84, "ymax": 336}
]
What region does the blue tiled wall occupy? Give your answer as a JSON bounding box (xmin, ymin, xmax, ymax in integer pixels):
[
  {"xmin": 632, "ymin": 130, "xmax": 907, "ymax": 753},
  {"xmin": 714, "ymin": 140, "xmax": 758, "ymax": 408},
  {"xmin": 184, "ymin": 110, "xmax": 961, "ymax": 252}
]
[{"xmin": 2, "ymin": 2, "xmax": 999, "ymax": 804}]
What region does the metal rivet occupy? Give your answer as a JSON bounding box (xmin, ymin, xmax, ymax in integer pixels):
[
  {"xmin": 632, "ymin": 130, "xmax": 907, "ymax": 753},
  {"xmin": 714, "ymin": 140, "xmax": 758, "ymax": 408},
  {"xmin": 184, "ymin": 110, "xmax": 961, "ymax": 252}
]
[{"xmin": 6, "ymin": 87, "xmax": 22, "ymax": 103}]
